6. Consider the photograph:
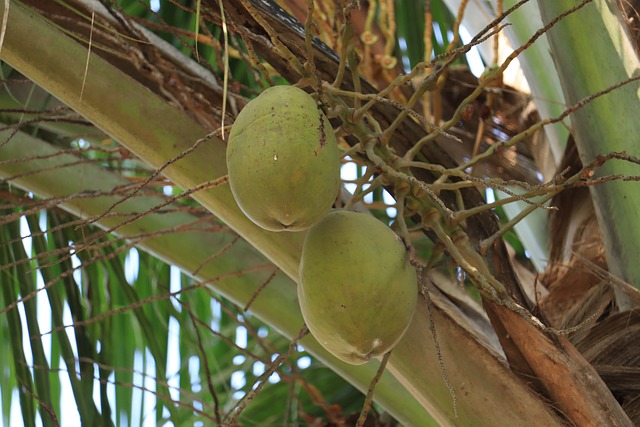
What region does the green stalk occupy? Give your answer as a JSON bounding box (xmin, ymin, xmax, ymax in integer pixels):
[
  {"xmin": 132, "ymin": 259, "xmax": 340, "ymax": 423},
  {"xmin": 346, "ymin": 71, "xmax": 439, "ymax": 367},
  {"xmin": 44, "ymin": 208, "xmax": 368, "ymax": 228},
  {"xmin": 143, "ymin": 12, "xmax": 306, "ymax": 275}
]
[
  {"xmin": 25, "ymin": 215, "xmax": 105, "ymax": 425},
  {"xmin": 538, "ymin": 0, "xmax": 640, "ymax": 300},
  {"xmin": 0, "ymin": 309, "xmax": 13, "ymax": 427},
  {"xmin": 108, "ymin": 254, "xmax": 178, "ymax": 420},
  {"xmin": 5, "ymin": 219, "xmax": 57, "ymax": 427},
  {"xmin": 0, "ymin": 227, "xmax": 37, "ymax": 427}
]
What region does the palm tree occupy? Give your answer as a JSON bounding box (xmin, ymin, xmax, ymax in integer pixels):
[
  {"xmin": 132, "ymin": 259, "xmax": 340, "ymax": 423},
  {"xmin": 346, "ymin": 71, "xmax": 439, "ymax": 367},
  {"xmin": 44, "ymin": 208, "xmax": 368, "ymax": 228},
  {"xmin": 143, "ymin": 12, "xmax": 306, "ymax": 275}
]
[{"xmin": 1, "ymin": 0, "xmax": 639, "ymax": 425}]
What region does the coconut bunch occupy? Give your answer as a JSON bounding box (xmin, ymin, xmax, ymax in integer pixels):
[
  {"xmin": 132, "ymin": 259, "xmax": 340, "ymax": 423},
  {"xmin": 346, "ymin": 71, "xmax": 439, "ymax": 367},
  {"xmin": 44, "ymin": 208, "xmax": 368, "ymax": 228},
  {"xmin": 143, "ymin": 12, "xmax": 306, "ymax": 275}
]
[{"xmin": 226, "ymin": 85, "xmax": 417, "ymax": 365}]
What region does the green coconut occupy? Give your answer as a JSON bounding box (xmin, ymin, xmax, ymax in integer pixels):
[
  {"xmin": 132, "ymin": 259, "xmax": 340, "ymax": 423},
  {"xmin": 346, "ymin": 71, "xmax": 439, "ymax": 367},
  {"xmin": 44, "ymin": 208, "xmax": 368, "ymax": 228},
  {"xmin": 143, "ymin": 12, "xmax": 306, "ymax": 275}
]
[
  {"xmin": 226, "ymin": 85, "xmax": 340, "ymax": 232},
  {"xmin": 299, "ymin": 210, "xmax": 418, "ymax": 365}
]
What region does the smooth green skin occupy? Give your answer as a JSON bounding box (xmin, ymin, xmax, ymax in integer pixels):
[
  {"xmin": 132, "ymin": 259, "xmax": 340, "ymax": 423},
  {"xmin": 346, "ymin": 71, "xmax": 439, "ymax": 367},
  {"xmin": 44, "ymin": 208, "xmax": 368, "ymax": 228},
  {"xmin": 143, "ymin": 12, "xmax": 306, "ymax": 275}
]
[
  {"xmin": 299, "ymin": 210, "xmax": 418, "ymax": 365},
  {"xmin": 226, "ymin": 86, "xmax": 341, "ymax": 232}
]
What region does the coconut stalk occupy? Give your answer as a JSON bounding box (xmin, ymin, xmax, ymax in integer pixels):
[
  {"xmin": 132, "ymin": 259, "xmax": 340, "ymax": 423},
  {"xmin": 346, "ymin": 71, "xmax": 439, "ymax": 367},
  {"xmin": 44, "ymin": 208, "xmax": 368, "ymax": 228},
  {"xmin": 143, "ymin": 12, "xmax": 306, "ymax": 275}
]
[
  {"xmin": 0, "ymin": 1, "xmax": 568, "ymax": 424},
  {"xmin": 537, "ymin": 0, "xmax": 640, "ymax": 302}
]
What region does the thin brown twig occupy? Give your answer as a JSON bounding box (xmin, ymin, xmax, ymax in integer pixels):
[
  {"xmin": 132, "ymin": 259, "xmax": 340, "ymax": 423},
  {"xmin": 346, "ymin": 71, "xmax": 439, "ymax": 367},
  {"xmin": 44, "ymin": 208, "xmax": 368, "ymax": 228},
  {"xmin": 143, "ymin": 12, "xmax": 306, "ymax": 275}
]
[
  {"xmin": 192, "ymin": 234, "xmax": 241, "ymax": 276},
  {"xmin": 72, "ymin": 175, "xmax": 229, "ymax": 260},
  {"xmin": 455, "ymin": 74, "xmax": 640, "ymax": 174},
  {"xmin": 244, "ymin": 267, "xmax": 280, "ymax": 311},
  {"xmin": 0, "ymin": 210, "xmax": 221, "ymax": 274},
  {"xmin": 0, "ymin": 146, "xmax": 130, "ymax": 166},
  {"xmin": 0, "ymin": 217, "xmax": 230, "ymax": 316},
  {"xmin": 30, "ymin": 359, "xmax": 218, "ymax": 423},
  {"xmin": 356, "ymin": 351, "xmax": 392, "ymax": 427},
  {"xmin": 223, "ymin": 324, "xmax": 309, "ymax": 424},
  {"xmin": 0, "ymin": 157, "xmax": 127, "ymax": 184},
  {"xmin": 14, "ymin": 375, "xmax": 60, "ymax": 427},
  {"xmin": 84, "ymin": 131, "xmax": 215, "ymax": 227},
  {"xmin": 414, "ymin": 262, "xmax": 457, "ymax": 418},
  {"xmin": 0, "ymin": 185, "xmax": 160, "ymax": 226},
  {"xmin": 179, "ymin": 297, "xmax": 223, "ymax": 424},
  {"xmin": 444, "ymin": 0, "xmax": 593, "ymax": 138},
  {"xmin": 32, "ymin": 265, "xmax": 272, "ymax": 339}
]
